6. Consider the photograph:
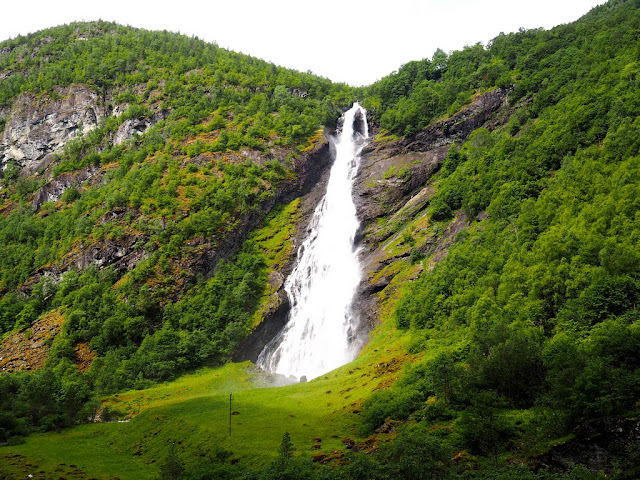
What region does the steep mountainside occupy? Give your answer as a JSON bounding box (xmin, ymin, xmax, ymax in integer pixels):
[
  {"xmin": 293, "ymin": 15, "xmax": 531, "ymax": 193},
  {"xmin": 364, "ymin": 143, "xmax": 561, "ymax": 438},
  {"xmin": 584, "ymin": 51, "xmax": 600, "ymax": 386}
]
[
  {"xmin": 0, "ymin": 1, "xmax": 639, "ymax": 479},
  {"xmin": 0, "ymin": 21, "xmax": 354, "ymax": 385},
  {"xmin": 351, "ymin": 0, "xmax": 640, "ymax": 477}
]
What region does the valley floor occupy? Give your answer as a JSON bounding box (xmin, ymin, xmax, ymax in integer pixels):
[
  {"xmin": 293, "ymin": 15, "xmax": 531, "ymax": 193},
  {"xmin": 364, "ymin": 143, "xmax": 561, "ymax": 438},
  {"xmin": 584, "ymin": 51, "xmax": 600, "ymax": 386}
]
[{"xmin": 0, "ymin": 320, "xmax": 412, "ymax": 479}]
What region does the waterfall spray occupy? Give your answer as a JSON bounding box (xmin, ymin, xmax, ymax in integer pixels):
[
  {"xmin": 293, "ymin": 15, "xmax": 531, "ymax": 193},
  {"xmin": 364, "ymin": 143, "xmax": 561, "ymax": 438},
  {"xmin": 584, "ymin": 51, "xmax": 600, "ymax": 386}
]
[{"xmin": 257, "ymin": 103, "xmax": 369, "ymax": 380}]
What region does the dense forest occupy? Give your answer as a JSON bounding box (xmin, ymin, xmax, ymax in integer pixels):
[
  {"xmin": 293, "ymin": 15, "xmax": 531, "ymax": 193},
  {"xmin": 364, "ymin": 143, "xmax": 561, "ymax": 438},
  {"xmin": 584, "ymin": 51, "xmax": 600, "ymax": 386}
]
[
  {"xmin": 356, "ymin": 0, "xmax": 640, "ymax": 477},
  {"xmin": 1, "ymin": 0, "xmax": 639, "ymax": 479}
]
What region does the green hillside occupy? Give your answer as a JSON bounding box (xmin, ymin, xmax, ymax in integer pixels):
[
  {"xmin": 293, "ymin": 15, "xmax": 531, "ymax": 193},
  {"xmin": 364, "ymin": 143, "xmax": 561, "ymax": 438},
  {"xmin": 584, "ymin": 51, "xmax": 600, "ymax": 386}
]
[
  {"xmin": 1, "ymin": 1, "xmax": 639, "ymax": 479},
  {"xmin": 0, "ymin": 20, "xmax": 352, "ymax": 396}
]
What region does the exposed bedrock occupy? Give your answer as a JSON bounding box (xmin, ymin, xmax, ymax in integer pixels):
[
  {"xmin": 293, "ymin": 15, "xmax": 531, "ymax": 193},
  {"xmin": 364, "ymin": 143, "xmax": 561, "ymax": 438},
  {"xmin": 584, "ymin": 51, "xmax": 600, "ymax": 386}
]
[
  {"xmin": 352, "ymin": 88, "xmax": 511, "ymax": 334},
  {"xmin": 0, "ymin": 85, "xmax": 108, "ymax": 178},
  {"xmin": 0, "ymin": 84, "xmax": 166, "ymax": 185},
  {"xmin": 233, "ymin": 138, "xmax": 337, "ymax": 362}
]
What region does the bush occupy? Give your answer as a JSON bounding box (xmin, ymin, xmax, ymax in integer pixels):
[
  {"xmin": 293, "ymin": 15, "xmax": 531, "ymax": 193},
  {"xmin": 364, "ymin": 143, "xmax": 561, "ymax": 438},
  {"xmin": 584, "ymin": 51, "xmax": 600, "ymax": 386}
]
[
  {"xmin": 468, "ymin": 321, "xmax": 545, "ymax": 407},
  {"xmin": 375, "ymin": 424, "xmax": 452, "ymax": 480},
  {"xmin": 360, "ymin": 388, "xmax": 423, "ymax": 434}
]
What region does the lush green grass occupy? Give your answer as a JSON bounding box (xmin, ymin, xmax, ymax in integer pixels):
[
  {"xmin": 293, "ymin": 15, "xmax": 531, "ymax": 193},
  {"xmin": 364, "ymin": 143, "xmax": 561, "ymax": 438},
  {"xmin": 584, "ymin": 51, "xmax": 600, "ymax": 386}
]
[
  {"xmin": 1, "ymin": 423, "xmax": 153, "ymax": 479},
  {"xmin": 0, "ymin": 315, "xmax": 414, "ymax": 479}
]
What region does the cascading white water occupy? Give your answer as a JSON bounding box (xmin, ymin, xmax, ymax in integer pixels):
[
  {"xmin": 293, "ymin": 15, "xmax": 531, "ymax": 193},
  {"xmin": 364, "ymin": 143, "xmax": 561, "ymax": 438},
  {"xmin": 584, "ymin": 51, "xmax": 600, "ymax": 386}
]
[{"xmin": 257, "ymin": 103, "xmax": 369, "ymax": 380}]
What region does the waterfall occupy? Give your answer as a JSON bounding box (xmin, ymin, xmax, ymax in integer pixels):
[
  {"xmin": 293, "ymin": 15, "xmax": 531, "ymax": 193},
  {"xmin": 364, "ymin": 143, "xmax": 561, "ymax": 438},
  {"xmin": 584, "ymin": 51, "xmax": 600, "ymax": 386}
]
[{"xmin": 257, "ymin": 103, "xmax": 369, "ymax": 380}]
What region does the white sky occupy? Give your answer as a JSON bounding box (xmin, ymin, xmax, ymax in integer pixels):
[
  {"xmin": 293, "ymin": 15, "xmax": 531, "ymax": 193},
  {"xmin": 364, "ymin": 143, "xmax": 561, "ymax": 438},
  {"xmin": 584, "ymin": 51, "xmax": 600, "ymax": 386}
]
[{"xmin": 1, "ymin": 0, "xmax": 605, "ymax": 86}]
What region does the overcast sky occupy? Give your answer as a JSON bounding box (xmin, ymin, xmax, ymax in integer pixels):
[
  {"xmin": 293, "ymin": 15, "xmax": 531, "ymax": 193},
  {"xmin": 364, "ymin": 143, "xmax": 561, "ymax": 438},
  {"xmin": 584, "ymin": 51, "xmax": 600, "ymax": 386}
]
[{"xmin": 2, "ymin": 0, "xmax": 605, "ymax": 86}]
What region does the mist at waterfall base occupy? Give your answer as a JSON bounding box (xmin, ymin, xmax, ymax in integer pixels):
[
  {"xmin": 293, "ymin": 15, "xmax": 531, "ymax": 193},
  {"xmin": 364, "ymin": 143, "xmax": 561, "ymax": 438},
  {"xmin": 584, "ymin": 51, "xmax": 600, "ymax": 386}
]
[{"xmin": 257, "ymin": 104, "xmax": 369, "ymax": 381}]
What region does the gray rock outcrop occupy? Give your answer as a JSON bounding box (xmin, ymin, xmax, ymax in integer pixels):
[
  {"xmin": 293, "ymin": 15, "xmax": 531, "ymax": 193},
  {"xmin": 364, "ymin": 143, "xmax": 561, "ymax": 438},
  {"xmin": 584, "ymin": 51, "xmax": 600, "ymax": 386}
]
[
  {"xmin": 0, "ymin": 84, "xmax": 166, "ymax": 185},
  {"xmin": 31, "ymin": 166, "xmax": 102, "ymax": 210},
  {"xmin": 351, "ymin": 88, "xmax": 511, "ymax": 334},
  {"xmin": 113, "ymin": 110, "xmax": 167, "ymax": 146},
  {"xmin": 0, "ymin": 85, "xmax": 108, "ymax": 177},
  {"xmin": 353, "ymin": 88, "xmax": 509, "ymax": 226}
]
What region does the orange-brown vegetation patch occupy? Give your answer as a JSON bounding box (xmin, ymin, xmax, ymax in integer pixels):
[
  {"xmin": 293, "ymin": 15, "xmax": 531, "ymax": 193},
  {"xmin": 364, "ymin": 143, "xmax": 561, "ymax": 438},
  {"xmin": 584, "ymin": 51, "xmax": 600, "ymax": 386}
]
[
  {"xmin": 371, "ymin": 353, "xmax": 412, "ymax": 391},
  {"xmin": 184, "ymin": 130, "xmax": 220, "ymax": 146},
  {"xmin": 73, "ymin": 342, "xmax": 95, "ymax": 373},
  {"xmin": 0, "ymin": 310, "xmax": 64, "ymax": 372},
  {"xmin": 0, "ymin": 198, "xmax": 15, "ymax": 216},
  {"xmin": 298, "ymin": 129, "xmax": 325, "ymax": 152}
]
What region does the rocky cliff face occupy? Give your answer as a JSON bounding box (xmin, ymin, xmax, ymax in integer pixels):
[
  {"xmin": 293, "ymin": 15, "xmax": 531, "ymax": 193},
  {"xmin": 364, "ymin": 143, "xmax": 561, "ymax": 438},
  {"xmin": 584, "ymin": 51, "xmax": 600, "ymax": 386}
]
[
  {"xmin": 351, "ymin": 88, "xmax": 511, "ymax": 335},
  {"xmin": 0, "ymin": 84, "xmax": 165, "ymax": 185},
  {"xmin": 354, "ymin": 88, "xmax": 509, "ymax": 228},
  {"xmin": 0, "ymin": 86, "xmax": 107, "ymax": 178},
  {"xmin": 236, "ymin": 90, "xmax": 513, "ymax": 360},
  {"xmin": 30, "ymin": 165, "xmax": 103, "ymax": 210},
  {"xmin": 113, "ymin": 112, "xmax": 166, "ymax": 146}
]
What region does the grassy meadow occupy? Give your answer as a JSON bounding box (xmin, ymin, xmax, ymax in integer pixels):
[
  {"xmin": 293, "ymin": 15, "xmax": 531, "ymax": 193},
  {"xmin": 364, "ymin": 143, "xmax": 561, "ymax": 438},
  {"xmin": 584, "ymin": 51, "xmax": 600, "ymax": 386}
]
[{"xmin": 0, "ymin": 313, "xmax": 424, "ymax": 479}]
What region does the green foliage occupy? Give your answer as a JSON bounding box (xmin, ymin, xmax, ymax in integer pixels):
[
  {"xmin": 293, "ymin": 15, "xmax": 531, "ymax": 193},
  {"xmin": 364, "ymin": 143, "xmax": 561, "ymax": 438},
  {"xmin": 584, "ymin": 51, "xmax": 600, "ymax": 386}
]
[
  {"xmin": 385, "ymin": 1, "xmax": 640, "ymax": 468},
  {"xmin": 468, "ymin": 321, "xmax": 545, "ymax": 406},
  {"xmin": 278, "ymin": 432, "xmax": 295, "ymax": 463},
  {"xmin": 159, "ymin": 443, "xmax": 186, "ymax": 480},
  {"xmin": 382, "ymin": 164, "xmax": 411, "ymax": 180},
  {"xmin": 80, "ymin": 243, "xmax": 266, "ymax": 393},
  {"xmin": 374, "ymin": 424, "xmax": 452, "ymax": 479},
  {"xmin": 365, "ymin": 44, "xmax": 488, "ymax": 134},
  {"xmin": 0, "ymin": 21, "xmax": 351, "ymax": 142},
  {"xmin": 457, "ymin": 392, "xmax": 514, "ymax": 462},
  {"xmin": 0, "ymin": 359, "xmax": 97, "ymax": 442},
  {"xmin": 458, "ymin": 465, "xmax": 604, "ymax": 480},
  {"xmin": 360, "ymin": 387, "xmax": 423, "ymax": 434},
  {"xmin": 543, "ymin": 319, "xmax": 640, "ymax": 424},
  {"xmin": 0, "ymin": 236, "xmax": 269, "ymax": 439},
  {"xmin": 61, "ymin": 185, "xmax": 81, "ymax": 203}
]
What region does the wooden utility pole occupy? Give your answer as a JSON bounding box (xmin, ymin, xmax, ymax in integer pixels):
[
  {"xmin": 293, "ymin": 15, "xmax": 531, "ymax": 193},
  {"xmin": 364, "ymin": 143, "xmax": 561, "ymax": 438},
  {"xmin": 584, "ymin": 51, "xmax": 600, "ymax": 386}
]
[{"xmin": 229, "ymin": 393, "xmax": 232, "ymax": 437}]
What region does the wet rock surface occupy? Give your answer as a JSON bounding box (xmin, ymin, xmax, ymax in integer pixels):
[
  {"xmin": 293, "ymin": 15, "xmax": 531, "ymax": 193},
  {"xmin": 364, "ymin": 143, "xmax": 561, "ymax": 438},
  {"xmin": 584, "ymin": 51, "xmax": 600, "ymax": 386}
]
[
  {"xmin": 352, "ymin": 88, "xmax": 510, "ymax": 335},
  {"xmin": 233, "ymin": 296, "xmax": 291, "ymax": 363},
  {"xmin": 353, "ymin": 109, "xmax": 366, "ymax": 136},
  {"xmin": 233, "ymin": 136, "xmax": 336, "ymax": 362}
]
